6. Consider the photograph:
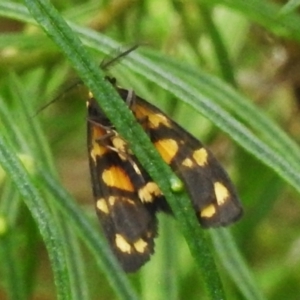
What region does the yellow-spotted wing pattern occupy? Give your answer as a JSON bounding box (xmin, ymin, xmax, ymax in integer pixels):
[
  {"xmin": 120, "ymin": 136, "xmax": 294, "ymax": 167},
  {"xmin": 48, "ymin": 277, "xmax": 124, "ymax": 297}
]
[{"xmin": 87, "ymin": 78, "xmax": 243, "ymax": 272}]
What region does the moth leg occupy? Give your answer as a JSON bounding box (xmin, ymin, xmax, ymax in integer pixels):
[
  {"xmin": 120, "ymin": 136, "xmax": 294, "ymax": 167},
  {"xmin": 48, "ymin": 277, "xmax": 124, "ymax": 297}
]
[
  {"xmin": 88, "ymin": 118, "xmax": 119, "ymax": 149},
  {"xmin": 124, "ymin": 89, "xmax": 151, "ymax": 131}
]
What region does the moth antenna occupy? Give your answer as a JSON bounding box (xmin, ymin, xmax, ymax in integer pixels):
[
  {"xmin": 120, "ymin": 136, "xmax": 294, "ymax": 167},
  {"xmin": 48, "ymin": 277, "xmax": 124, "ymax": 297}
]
[
  {"xmin": 33, "ymin": 79, "xmax": 83, "ymax": 117},
  {"xmin": 34, "ymin": 45, "xmax": 139, "ymax": 117},
  {"xmin": 101, "ymin": 45, "xmax": 139, "ymax": 70}
]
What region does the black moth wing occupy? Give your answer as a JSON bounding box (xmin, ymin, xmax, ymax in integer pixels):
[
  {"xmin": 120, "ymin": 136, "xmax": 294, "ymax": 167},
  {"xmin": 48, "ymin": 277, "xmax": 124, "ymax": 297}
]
[
  {"xmin": 87, "ymin": 97, "xmax": 166, "ymax": 272},
  {"xmin": 115, "ymin": 87, "xmax": 243, "ymax": 227}
]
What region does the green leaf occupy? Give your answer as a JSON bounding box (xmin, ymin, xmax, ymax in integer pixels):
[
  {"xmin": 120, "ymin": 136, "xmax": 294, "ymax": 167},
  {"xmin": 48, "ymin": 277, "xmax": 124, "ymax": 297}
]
[
  {"xmin": 0, "ymin": 137, "xmax": 71, "ymax": 299},
  {"xmin": 279, "ymin": 0, "xmax": 300, "ymax": 16}
]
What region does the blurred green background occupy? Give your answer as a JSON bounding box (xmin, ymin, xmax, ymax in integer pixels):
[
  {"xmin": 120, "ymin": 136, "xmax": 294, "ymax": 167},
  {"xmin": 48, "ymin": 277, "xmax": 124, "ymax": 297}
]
[{"xmin": 1, "ymin": 0, "xmax": 300, "ymax": 299}]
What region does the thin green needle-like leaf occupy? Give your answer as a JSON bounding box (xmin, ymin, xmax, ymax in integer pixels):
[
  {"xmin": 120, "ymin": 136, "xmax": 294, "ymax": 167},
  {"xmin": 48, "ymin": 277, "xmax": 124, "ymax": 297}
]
[
  {"xmin": 280, "ymin": 0, "xmax": 300, "ymax": 15},
  {"xmin": 0, "ymin": 214, "xmax": 26, "ymax": 300},
  {"xmin": 0, "ymin": 137, "xmax": 71, "ymax": 300},
  {"xmin": 6, "ymin": 71, "xmax": 90, "ymax": 300},
  {"xmin": 198, "ymin": 0, "xmax": 300, "ymax": 41},
  {"xmin": 199, "ymin": 4, "xmax": 236, "ymax": 86},
  {"xmin": 212, "ymin": 229, "xmax": 265, "ymax": 300}
]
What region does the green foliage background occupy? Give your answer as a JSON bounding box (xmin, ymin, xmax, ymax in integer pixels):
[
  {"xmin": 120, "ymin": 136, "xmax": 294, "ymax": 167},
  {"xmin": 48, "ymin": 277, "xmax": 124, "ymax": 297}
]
[{"xmin": 1, "ymin": 0, "xmax": 300, "ymax": 299}]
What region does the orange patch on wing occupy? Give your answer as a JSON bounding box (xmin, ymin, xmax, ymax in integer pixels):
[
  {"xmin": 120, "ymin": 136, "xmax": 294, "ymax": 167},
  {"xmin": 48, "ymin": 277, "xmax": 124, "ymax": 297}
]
[
  {"xmin": 90, "ymin": 126, "xmax": 108, "ymax": 162},
  {"xmin": 154, "ymin": 139, "xmax": 179, "ymax": 164},
  {"xmin": 102, "ymin": 166, "xmax": 134, "ymax": 191}
]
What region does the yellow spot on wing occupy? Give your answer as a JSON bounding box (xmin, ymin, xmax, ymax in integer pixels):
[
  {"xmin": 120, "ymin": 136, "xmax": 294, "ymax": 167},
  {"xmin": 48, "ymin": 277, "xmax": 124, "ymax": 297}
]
[
  {"xmin": 201, "ymin": 204, "xmax": 216, "ymax": 218},
  {"xmin": 115, "ymin": 234, "xmax": 131, "ymax": 253},
  {"xmin": 214, "ymin": 182, "xmax": 229, "ymax": 205},
  {"xmin": 138, "ymin": 182, "xmax": 162, "ymax": 203},
  {"xmin": 134, "ymin": 105, "xmax": 171, "ymax": 128},
  {"xmin": 193, "ymin": 148, "xmax": 208, "ymax": 166},
  {"xmin": 111, "ymin": 136, "xmax": 128, "ymax": 160},
  {"xmin": 148, "ymin": 113, "xmax": 170, "ymax": 128},
  {"xmin": 154, "ymin": 139, "xmax": 178, "ymax": 164},
  {"xmin": 108, "ymin": 196, "xmax": 116, "ymax": 206},
  {"xmin": 134, "ymin": 238, "xmax": 148, "ymax": 253},
  {"xmin": 96, "ymin": 198, "xmax": 109, "ymax": 214},
  {"xmin": 102, "ymin": 166, "xmax": 134, "ymax": 191},
  {"xmin": 107, "ymin": 196, "xmax": 136, "ymax": 208},
  {"xmin": 182, "ymin": 158, "xmax": 193, "ymax": 168}
]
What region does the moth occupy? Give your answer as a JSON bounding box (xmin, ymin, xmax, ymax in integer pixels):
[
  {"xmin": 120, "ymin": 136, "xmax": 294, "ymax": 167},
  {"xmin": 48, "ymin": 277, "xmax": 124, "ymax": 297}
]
[{"xmin": 87, "ymin": 69, "xmax": 242, "ymax": 272}]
